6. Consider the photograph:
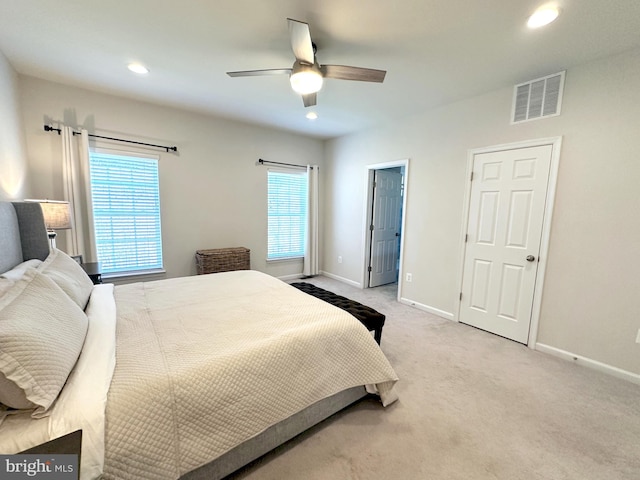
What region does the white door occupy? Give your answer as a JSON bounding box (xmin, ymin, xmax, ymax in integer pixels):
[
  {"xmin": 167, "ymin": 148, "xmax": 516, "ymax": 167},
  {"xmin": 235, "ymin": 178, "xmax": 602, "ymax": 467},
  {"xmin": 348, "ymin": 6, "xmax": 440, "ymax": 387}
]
[
  {"xmin": 460, "ymin": 144, "xmax": 553, "ymax": 344},
  {"xmin": 369, "ymin": 169, "xmax": 403, "ymax": 287}
]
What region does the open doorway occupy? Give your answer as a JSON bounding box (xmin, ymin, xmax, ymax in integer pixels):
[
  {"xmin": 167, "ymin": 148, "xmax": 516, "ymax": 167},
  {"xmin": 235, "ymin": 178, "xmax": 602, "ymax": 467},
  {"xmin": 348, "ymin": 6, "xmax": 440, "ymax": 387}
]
[{"xmin": 362, "ymin": 160, "xmax": 409, "ymax": 301}]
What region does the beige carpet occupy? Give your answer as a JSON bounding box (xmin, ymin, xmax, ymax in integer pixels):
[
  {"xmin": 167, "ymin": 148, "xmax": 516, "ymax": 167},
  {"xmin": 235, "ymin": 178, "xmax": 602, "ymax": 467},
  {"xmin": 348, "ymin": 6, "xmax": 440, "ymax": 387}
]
[{"xmin": 229, "ymin": 276, "xmax": 640, "ymax": 480}]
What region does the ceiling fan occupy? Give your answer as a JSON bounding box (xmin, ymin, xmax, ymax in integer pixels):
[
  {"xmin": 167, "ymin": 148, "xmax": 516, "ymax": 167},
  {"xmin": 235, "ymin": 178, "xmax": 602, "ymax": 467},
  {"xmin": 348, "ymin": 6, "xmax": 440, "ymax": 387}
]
[{"xmin": 227, "ymin": 18, "xmax": 386, "ymax": 108}]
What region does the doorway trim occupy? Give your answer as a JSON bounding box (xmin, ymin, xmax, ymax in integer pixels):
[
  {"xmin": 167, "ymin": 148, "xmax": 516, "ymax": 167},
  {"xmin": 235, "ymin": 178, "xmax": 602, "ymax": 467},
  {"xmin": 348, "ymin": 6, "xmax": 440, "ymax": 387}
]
[
  {"xmin": 361, "ymin": 159, "xmax": 410, "ymax": 301},
  {"xmin": 455, "ymin": 137, "xmax": 562, "ymax": 348}
]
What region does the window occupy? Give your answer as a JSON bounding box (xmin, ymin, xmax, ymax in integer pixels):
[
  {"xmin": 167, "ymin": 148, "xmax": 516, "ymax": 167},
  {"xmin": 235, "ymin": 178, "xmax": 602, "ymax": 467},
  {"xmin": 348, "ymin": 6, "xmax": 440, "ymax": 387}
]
[
  {"xmin": 89, "ymin": 151, "xmax": 163, "ymax": 275},
  {"xmin": 267, "ymin": 169, "xmax": 308, "ymax": 260}
]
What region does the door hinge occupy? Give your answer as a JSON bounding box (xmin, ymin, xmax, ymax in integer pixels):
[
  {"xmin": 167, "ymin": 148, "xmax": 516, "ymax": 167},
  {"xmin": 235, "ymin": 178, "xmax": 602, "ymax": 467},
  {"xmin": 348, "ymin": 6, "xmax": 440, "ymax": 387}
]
[
  {"xmin": 373, "ymin": 181, "xmax": 377, "ymax": 188},
  {"xmin": 470, "ymin": 172, "xmax": 474, "ymax": 182},
  {"xmin": 368, "ymin": 266, "xmax": 372, "ymax": 272},
  {"xmin": 459, "ymin": 292, "xmax": 463, "ymax": 301},
  {"xmin": 369, "ymin": 224, "xmax": 374, "ymax": 231},
  {"xmin": 465, "ymin": 234, "xmax": 468, "ymax": 243}
]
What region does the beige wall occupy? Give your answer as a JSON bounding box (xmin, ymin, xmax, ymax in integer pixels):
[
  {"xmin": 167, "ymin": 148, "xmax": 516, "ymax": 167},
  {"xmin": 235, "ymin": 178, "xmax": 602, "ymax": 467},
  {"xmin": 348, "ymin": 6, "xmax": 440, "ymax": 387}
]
[
  {"xmin": 19, "ymin": 76, "xmax": 324, "ymax": 280},
  {"xmin": 9, "ymin": 48, "xmax": 640, "ymax": 376},
  {"xmin": 0, "ymin": 50, "xmax": 28, "ymax": 199},
  {"xmin": 324, "ymin": 49, "xmax": 640, "ymax": 375}
]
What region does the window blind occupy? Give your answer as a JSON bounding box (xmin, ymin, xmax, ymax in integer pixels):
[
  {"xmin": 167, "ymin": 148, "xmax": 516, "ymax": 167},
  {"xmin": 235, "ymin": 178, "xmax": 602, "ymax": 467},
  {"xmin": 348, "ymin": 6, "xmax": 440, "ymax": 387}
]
[
  {"xmin": 89, "ymin": 152, "xmax": 163, "ymax": 275},
  {"xmin": 267, "ymin": 170, "xmax": 308, "ymax": 260}
]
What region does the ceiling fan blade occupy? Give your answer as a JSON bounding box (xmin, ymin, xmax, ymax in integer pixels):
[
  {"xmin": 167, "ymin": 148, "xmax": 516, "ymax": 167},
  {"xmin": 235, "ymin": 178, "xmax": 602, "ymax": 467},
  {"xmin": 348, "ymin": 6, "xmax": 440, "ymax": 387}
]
[
  {"xmin": 287, "ymin": 18, "xmax": 315, "ymax": 64},
  {"xmin": 302, "ymin": 92, "xmax": 317, "ymax": 107},
  {"xmin": 320, "ymin": 65, "xmax": 386, "ymax": 83},
  {"xmin": 227, "ymin": 68, "xmax": 292, "ymax": 77}
]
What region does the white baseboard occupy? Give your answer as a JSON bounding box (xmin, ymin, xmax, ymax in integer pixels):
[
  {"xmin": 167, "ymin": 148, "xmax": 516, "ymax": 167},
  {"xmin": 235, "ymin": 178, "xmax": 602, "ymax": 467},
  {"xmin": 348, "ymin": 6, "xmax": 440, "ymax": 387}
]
[
  {"xmin": 399, "ymin": 297, "xmax": 455, "ymax": 321},
  {"xmin": 277, "ymin": 273, "xmax": 305, "ymax": 282},
  {"xmin": 319, "ymin": 271, "xmax": 362, "ymax": 288},
  {"xmin": 535, "ymin": 343, "xmax": 640, "ymax": 385}
]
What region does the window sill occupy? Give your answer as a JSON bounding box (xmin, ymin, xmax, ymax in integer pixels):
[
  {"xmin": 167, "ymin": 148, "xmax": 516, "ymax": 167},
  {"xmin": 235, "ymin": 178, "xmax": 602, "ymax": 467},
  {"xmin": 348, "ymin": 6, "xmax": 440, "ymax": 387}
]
[
  {"xmin": 266, "ymin": 256, "xmax": 303, "ymax": 263},
  {"xmin": 102, "ymin": 268, "xmax": 166, "ymax": 281}
]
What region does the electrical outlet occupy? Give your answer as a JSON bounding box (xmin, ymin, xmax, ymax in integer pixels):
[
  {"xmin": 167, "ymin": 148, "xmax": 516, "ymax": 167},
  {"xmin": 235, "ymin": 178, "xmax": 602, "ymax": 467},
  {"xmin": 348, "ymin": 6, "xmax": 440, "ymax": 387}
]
[
  {"xmin": 406, "ymin": 273, "xmax": 412, "ymax": 282},
  {"xmin": 636, "ymin": 328, "xmax": 640, "ymax": 344},
  {"xmin": 337, "ymin": 256, "xmax": 342, "ymax": 264}
]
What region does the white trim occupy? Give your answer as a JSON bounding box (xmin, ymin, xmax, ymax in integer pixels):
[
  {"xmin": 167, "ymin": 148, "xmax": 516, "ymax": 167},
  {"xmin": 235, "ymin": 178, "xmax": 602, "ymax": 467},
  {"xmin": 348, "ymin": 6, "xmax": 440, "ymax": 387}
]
[
  {"xmin": 536, "ymin": 343, "xmax": 640, "ymax": 385},
  {"xmin": 267, "ymin": 169, "xmax": 307, "ymax": 261},
  {"xmin": 277, "ymin": 273, "xmax": 305, "ymax": 282},
  {"xmin": 528, "ymin": 138, "xmax": 562, "ymax": 346},
  {"xmin": 361, "ymin": 169, "xmax": 375, "ymax": 288},
  {"xmin": 266, "ymin": 256, "xmax": 303, "ymax": 263},
  {"xmin": 105, "ymin": 270, "xmax": 166, "ymax": 286},
  {"xmin": 456, "ymin": 137, "xmax": 563, "ymax": 348},
  {"xmin": 361, "ymin": 159, "xmax": 410, "ymax": 301},
  {"xmin": 320, "ymin": 270, "xmax": 362, "ymax": 288},
  {"xmin": 102, "ymin": 268, "xmax": 166, "ymax": 280},
  {"xmin": 89, "ymin": 149, "xmax": 164, "ymax": 275},
  {"xmin": 453, "ymin": 152, "xmax": 475, "ymax": 324},
  {"xmin": 399, "ymin": 297, "xmax": 455, "ymax": 320}
]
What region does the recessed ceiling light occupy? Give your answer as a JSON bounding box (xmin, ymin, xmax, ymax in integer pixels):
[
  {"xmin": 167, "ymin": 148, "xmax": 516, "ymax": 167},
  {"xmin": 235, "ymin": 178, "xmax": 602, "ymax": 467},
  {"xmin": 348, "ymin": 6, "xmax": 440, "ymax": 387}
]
[
  {"xmin": 128, "ymin": 63, "xmax": 149, "ymax": 74},
  {"xmin": 306, "ymin": 112, "xmax": 318, "ymax": 120},
  {"xmin": 527, "ymin": 5, "xmax": 560, "ymax": 29}
]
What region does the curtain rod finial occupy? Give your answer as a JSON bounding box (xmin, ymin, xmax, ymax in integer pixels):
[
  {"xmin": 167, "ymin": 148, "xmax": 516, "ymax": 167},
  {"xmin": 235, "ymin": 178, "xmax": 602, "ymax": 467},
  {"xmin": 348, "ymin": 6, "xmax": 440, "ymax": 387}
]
[{"xmin": 43, "ymin": 124, "xmax": 61, "ymax": 135}]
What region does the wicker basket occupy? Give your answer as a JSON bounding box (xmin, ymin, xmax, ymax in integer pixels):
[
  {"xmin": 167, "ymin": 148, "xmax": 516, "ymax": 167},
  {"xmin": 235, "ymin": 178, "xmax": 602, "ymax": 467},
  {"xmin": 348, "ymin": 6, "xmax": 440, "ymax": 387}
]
[{"xmin": 195, "ymin": 247, "xmax": 250, "ymax": 275}]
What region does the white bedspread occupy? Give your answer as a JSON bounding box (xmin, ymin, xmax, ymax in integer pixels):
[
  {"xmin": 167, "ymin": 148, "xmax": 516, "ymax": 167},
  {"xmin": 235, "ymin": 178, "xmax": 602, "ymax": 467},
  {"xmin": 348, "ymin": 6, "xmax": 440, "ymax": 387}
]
[{"xmin": 103, "ymin": 271, "xmax": 398, "ymax": 480}]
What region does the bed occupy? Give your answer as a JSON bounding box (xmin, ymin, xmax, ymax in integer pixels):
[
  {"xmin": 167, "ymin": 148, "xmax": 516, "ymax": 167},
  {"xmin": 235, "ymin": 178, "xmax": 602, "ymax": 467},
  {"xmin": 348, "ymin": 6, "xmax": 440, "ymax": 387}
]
[{"xmin": 0, "ymin": 201, "xmax": 398, "ymax": 479}]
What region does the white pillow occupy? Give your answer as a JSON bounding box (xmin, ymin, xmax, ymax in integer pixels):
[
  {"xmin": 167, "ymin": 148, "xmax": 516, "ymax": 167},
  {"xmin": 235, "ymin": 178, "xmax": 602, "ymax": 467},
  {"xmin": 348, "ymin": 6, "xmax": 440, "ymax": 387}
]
[
  {"xmin": 0, "ymin": 371, "xmax": 37, "ymax": 409},
  {"xmin": 0, "ymin": 259, "xmax": 43, "ymax": 282},
  {"xmin": 0, "ymin": 259, "xmax": 43, "ymax": 298},
  {"xmin": 0, "ymin": 278, "xmax": 12, "ymax": 299},
  {"xmin": 38, "ymin": 249, "xmax": 94, "ymax": 309},
  {"xmin": 0, "ymin": 269, "xmax": 88, "ymax": 414}
]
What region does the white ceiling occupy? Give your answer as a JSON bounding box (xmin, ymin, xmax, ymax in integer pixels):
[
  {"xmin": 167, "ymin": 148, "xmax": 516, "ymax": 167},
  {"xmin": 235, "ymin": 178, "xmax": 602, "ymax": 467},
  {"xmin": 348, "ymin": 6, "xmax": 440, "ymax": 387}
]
[{"xmin": 1, "ymin": 0, "xmax": 640, "ymax": 139}]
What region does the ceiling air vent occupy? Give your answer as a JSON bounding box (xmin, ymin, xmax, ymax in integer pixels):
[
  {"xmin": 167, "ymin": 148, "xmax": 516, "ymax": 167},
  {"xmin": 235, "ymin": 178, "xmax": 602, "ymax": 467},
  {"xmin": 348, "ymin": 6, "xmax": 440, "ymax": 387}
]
[{"xmin": 511, "ymin": 71, "xmax": 565, "ymax": 124}]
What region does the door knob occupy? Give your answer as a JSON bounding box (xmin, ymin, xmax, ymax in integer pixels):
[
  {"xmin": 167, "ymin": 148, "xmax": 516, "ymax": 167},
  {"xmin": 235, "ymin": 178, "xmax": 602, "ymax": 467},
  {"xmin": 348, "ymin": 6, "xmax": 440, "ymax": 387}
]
[{"xmin": 526, "ymin": 255, "xmax": 536, "ymax": 262}]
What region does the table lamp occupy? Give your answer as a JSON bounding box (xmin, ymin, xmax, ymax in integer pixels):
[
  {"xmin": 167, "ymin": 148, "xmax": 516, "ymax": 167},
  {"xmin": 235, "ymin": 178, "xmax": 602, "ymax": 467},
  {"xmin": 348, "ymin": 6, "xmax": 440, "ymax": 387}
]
[{"xmin": 37, "ymin": 200, "xmax": 72, "ymax": 249}]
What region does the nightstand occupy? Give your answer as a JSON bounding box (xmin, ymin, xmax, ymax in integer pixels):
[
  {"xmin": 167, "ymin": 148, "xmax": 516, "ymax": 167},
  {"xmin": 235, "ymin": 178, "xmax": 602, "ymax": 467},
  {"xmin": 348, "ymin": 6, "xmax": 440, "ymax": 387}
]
[
  {"xmin": 20, "ymin": 429, "xmax": 82, "ymax": 476},
  {"xmin": 81, "ymin": 262, "xmax": 102, "ymax": 284},
  {"xmin": 21, "ymin": 429, "xmax": 82, "ymax": 456}
]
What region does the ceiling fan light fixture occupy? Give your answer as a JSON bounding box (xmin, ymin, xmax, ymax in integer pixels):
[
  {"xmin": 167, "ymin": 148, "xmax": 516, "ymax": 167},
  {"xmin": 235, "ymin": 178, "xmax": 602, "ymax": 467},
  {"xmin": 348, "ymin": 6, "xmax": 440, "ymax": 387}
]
[{"xmin": 290, "ymin": 61, "xmax": 323, "ymax": 94}]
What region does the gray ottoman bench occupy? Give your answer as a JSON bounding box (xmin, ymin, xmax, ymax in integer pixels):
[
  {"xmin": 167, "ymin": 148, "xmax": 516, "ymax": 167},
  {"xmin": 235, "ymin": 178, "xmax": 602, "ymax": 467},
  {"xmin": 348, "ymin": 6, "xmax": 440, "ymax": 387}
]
[{"xmin": 290, "ymin": 282, "xmax": 385, "ymax": 344}]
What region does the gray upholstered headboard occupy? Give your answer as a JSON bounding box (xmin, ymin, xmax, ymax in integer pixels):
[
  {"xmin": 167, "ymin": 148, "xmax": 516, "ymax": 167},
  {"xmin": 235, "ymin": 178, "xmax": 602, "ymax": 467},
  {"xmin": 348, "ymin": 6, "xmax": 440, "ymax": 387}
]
[{"xmin": 0, "ymin": 202, "xmax": 50, "ymax": 274}]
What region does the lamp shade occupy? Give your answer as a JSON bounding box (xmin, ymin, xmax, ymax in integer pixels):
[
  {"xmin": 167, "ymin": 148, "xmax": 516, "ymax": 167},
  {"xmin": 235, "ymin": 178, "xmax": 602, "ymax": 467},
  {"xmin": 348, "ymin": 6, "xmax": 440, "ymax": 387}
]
[{"xmin": 39, "ymin": 201, "xmax": 72, "ymax": 230}]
